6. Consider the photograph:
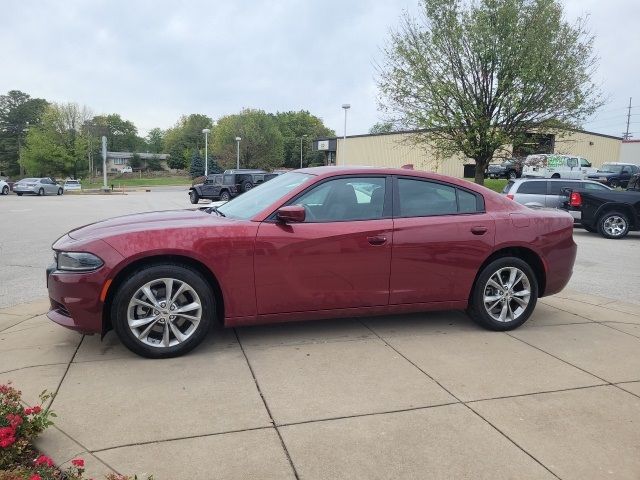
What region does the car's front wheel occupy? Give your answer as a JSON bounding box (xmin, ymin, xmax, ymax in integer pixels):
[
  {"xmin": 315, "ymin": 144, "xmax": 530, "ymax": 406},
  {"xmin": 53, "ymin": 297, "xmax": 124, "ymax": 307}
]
[
  {"xmin": 16, "ymin": 192, "xmax": 22, "ymax": 196},
  {"xmin": 38, "ymin": 188, "xmax": 44, "ymax": 196},
  {"xmin": 598, "ymin": 211, "xmax": 629, "ymax": 239},
  {"xmin": 111, "ymin": 264, "xmax": 215, "ymax": 358},
  {"xmin": 1, "ymin": 186, "xmax": 8, "ymax": 195},
  {"xmin": 467, "ymin": 257, "xmax": 538, "ymax": 330},
  {"xmin": 57, "ymin": 188, "xmax": 63, "ymax": 195},
  {"xmin": 220, "ymin": 190, "xmax": 230, "ymax": 201},
  {"xmin": 189, "ymin": 190, "xmax": 199, "ymax": 204}
]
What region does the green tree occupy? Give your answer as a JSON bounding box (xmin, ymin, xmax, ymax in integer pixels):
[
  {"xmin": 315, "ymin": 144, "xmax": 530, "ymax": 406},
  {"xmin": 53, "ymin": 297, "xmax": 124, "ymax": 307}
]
[
  {"xmin": 145, "ymin": 128, "xmax": 165, "ymax": 153},
  {"xmin": 130, "ymin": 153, "xmax": 142, "ymax": 169},
  {"xmin": 273, "ymin": 111, "xmax": 335, "ymax": 168},
  {"xmin": 146, "ymin": 154, "xmax": 163, "ymax": 171},
  {"xmin": 212, "ymin": 109, "xmax": 284, "ymax": 170},
  {"xmin": 164, "ymin": 114, "xmax": 213, "ymax": 169},
  {"xmin": 189, "ymin": 151, "xmax": 205, "ymax": 178},
  {"xmin": 369, "ymin": 122, "xmax": 396, "ymax": 135},
  {"xmin": 0, "ymin": 90, "xmax": 48, "ymax": 177},
  {"xmin": 92, "ymin": 113, "xmax": 140, "ymax": 152},
  {"xmin": 21, "ymin": 103, "xmax": 91, "ymax": 178},
  {"xmin": 376, "ymin": 0, "xmax": 602, "ymax": 184}
]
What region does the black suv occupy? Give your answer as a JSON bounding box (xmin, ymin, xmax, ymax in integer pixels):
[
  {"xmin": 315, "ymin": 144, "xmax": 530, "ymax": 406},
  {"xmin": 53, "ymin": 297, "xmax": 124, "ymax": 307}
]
[
  {"xmin": 188, "ymin": 169, "xmax": 277, "ymax": 204},
  {"xmin": 486, "ymin": 158, "xmax": 523, "ymax": 180},
  {"xmin": 586, "ymin": 162, "xmax": 640, "ymax": 188}
]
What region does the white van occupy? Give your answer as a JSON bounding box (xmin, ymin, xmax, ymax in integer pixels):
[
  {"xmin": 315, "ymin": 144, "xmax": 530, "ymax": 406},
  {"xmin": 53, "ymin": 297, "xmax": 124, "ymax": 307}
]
[{"xmin": 522, "ymin": 154, "xmax": 598, "ymax": 179}]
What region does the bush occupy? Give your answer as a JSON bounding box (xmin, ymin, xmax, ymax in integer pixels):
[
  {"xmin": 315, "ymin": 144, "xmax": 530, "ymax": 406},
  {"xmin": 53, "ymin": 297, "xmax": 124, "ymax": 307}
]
[{"xmin": 145, "ymin": 155, "xmax": 163, "ymax": 171}]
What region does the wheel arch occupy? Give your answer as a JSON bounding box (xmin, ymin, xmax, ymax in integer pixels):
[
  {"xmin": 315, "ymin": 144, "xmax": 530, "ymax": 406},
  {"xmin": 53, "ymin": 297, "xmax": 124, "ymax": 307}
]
[
  {"xmin": 102, "ymin": 254, "xmax": 225, "ymax": 336},
  {"xmin": 469, "ymin": 246, "xmax": 547, "ymax": 304},
  {"xmin": 595, "ymin": 203, "xmax": 637, "ymax": 228}
]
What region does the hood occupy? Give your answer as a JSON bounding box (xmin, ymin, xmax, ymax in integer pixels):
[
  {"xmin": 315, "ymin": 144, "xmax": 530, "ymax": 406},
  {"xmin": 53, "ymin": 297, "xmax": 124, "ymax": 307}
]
[{"xmin": 67, "ymin": 209, "xmax": 225, "ymax": 241}]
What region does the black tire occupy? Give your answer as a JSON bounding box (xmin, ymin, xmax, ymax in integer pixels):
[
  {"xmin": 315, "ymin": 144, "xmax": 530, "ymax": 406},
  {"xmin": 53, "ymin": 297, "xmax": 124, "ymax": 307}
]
[
  {"xmin": 38, "ymin": 188, "xmax": 44, "ymax": 196},
  {"xmin": 582, "ymin": 224, "xmax": 597, "ymax": 233},
  {"xmin": 508, "ymin": 170, "xmax": 517, "ymax": 180},
  {"xmin": 111, "ymin": 263, "xmax": 216, "ymax": 358},
  {"xmin": 16, "ymin": 192, "xmax": 22, "ymax": 196},
  {"xmin": 597, "ymin": 211, "xmax": 630, "ymax": 239},
  {"xmin": 1, "ymin": 186, "xmax": 8, "ymax": 195},
  {"xmin": 242, "ymin": 181, "xmax": 253, "ymax": 192},
  {"xmin": 609, "ymin": 179, "xmax": 620, "ymax": 189},
  {"xmin": 551, "ymin": 173, "xmax": 561, "ymax": 179},
  {"xmin": 219, "ymin": 190, "xmax": 230, "ymax": 201},
  {"xmin": 58, "ymin": 188, "xmax": 63, "ymax": 195},
  {"xmin": 467, "ymin": 256, "xmax": 538, "ymax": 331},
  {"xmin": 189, "ymin": 190, "xmax": 199, "ymax": 204}
]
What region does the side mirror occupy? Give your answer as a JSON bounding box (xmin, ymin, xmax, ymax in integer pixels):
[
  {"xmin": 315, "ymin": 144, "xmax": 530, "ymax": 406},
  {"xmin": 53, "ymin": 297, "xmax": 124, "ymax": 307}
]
[{"xmin": 277, "ymin": 205, "xmax": 306, "ymax": 223}]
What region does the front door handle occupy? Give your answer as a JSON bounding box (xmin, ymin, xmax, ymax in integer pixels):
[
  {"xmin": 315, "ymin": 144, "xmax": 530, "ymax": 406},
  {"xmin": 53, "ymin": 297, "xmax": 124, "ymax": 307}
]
[
  {"xmin": 367, "ymin": 235, "xmax": 387, "ymax": 246},
  {"xmin": 470, "ymin": 226, "xmax": 488, "ymax": 235}
]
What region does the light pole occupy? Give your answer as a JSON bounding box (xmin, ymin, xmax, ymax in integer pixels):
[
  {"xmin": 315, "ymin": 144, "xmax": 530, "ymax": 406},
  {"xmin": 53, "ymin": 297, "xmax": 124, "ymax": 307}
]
[
  {"xmin": 202, "ymin": 128, "xmax": 211, "ymax": 176},
  {"xmin": 300, "ymin": 134, "xmax": 307, "ymax": 168},
  {"xmin": 341, "ymin": 104, "xmax": 350, "ymax": 165},
  {"xmin": 235, "ymin": 137, "xmax": 241, "ymax": 169}
]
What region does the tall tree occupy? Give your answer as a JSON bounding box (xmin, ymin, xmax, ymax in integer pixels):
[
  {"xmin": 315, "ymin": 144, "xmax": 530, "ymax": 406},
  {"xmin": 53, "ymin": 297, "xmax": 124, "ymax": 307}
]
[
  {"xmin": 376, "ymin": 0, "xmax": 602, "ymax": 184},
  {"xmin": 0, "ymin": 90, "xmax": 48, "ymax": 176},
  {"xmin": 273, "ymin": 111, "xmax": 335, "ymax": 168},
  {"xmin": 164, "ymin": 114, "xmax": 213, "ymax": 169},
  {"xmin": 91, "ymin": 113, "xmax": 140, "ymax": 152},
  {"xmin": 145, "ymin": 128, "xmax": 165, "ymax": 153},
  {"xmin": 369, "ymin": 122, "xmax": 396, "ymax": 135},
  {"xmin": 212, "ymin": 109, "xmax": 284, "ymax": 170},
  {"xmin": 21, "ymin": 103, "xmax": 92, "ymax": 178}
]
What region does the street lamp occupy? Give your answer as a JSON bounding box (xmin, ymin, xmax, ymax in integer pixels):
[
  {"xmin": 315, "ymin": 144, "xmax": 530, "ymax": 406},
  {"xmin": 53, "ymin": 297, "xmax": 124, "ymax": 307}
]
[
  {"xmin": 202, "ymin": 128, "xmax": 211, "ymax": 176},
  {"xmin": 341, "ymin": 104, "xmax": 350, "ymax": 165},
  {"xmin": 235, "ymin": 137, "xmax": 241, "ymax": 169},
  {"xmin": 300, "ymin": 134, "xmax": 307, "ymax": 168}
]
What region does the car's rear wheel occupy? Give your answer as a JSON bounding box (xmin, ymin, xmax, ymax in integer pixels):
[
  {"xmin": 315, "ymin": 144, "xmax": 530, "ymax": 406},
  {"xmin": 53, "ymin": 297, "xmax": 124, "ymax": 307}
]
[
  {"xmin": 57, "ymin": 188, "xmax": 63, "ymax": 195},
  {"xmin": 189, "ymin": 190, "xmax": 199, "ymax": 204},
  {"xmin": 1, "ymin": 186, "xmax": 8, "ymax": 195},
  {"xmin": 220, "ymin": 190, "xmax": 230, "ymax": 201},
  {"xmin": 467, "ymin": 257, "xmax": 538, "ymax": 331},
  {"xmin": 551, "ymin": 173, "xmax": 560, "ymax": 179},
  {"xmin": 111, "ymin": 264, "xmax": 215, "ymax": 358},
  {"xmin": 242, "ymin": 181, "xmax": 253, "ymax": 192},
  {"xmin": 609, "ymin": 179, "xmax": 620, "ymax": 189},
  {"xmin": 38, "ymin": 188, "xmax": 44, "ymax": 196},
  {"xmin": 598, "ymin": 211, "xmax": 629, "ymax": 239}
]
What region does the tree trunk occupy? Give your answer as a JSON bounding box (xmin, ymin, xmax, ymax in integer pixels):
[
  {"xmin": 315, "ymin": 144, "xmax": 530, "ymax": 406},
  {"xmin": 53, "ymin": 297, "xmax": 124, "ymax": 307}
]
[{"xmin": 474, "ymin": 158, "xmax": 488, "ymax": 186}]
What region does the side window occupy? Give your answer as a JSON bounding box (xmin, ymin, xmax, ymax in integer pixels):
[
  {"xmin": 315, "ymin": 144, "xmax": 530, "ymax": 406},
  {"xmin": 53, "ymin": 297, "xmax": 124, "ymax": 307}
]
[
  {"xmin": 457, "ymin": 189, "xmax": 481, "ymax": 213},
  {"xmin": 567, "ymin": 158, "xmax": 579, "ymax": 168},
  {"xmin": 622, "ymin": 167, "xmax": 631, "ymax": 174},
  {"xmin": 517, "ymin": 181, "xmax": 547, "ymax": 195},
  {"xmin": 584, "ymin": 182, "xmax": 609, "ymax": 191},
  {"xmin": 548, "ymin": 181, "xmax": 575, "ymax": 195},
  {"xmin": 294, "ymin": 177, "xmax": 386, "ymax": 222},
  {"xmin": 397, "ymin": 179, "xmax": 457, "ymax": 217},
  {"xmin": 580, "ymin": 158, "xmax": 591, "ymax": 167}
]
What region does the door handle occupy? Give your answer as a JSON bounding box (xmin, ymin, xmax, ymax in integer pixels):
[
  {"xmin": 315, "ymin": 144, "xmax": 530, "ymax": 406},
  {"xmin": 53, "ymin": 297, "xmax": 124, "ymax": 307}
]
[
  {"xmin": 470, "ymin": 226, "xmax": 488, "ymax": 235},
  {"xmin": 367, "ymin": 235, "xmax": 387, "ymax": 246}
]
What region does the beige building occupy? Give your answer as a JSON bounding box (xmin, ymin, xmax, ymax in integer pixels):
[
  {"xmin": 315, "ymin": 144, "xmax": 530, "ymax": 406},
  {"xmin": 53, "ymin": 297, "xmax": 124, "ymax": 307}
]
[{"xmin": 329, "ymin": 129, "xmax": 622, "ymax": 178}]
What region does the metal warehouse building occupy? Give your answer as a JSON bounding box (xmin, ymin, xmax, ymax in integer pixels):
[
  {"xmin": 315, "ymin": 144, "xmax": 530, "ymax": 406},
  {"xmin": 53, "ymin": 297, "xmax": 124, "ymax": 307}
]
[{"xmin": 315, "ymin": 129, "xmax": 622, "ymax": 178}]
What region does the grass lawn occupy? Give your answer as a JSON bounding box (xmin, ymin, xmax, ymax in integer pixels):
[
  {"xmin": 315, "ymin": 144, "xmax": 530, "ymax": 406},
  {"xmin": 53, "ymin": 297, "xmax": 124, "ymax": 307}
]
[
  {"xmin": 464, "ymin": 177, "xmax": 508, "ymax": 193},
  {"xmin": 82, "ymin": 176, "xmax": 192, "ymax": 189}
]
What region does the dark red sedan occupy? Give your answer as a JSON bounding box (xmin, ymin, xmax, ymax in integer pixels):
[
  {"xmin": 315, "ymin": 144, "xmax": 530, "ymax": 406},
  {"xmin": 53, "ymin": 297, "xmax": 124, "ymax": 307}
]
[{"xmin": 47, "ymin": 167, "xmax": 576, "ymax": 358}]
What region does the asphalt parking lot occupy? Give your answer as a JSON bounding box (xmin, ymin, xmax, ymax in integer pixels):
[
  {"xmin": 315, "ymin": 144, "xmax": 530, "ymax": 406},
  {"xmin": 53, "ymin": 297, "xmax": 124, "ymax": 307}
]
[{"xmin": 1, "ymin": 187, "xmax": 639, "ymax": 479}]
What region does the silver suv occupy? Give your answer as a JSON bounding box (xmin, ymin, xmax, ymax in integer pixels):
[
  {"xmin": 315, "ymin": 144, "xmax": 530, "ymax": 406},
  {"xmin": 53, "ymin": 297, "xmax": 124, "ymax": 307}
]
[{"xmin": 501, "ymin": 178, "xmax": 611, "ymax": 222}]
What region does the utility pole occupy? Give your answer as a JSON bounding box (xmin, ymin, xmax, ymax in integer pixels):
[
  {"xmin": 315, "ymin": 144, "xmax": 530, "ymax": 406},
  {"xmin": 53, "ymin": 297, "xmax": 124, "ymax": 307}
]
[{"xmin": 624, "ymin": 97, "xmax": 632, "ymax": 140}]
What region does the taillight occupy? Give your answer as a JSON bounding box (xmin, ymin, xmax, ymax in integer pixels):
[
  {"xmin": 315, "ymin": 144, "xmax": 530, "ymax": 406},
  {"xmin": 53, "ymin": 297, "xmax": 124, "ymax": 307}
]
[
  {"xmin": 569, "ymin": 192, "xmax": 582, "ymax": 207},
  {"xmin": 506, "ymin": 194, "xmax": 514, "ymax": 200}
]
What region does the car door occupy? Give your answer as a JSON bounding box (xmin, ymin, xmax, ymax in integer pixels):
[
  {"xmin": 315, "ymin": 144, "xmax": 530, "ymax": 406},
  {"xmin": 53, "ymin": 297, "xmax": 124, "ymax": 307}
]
[
  {"xmin": 254, "ymin": 176, "xmax": 392, "ymax": 314},
  {"xmin": 47, "ymin": 178, "xmax": 58, "ymax": 194},
  {"xmin": 390, "ymin": 177, "xmax": 495, "ymax": 304}
]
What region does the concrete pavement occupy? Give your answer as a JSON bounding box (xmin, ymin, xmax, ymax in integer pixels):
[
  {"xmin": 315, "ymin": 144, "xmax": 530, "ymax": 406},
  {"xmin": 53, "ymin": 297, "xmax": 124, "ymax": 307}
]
[{"xmin": 1, "ymin": 290, "xmax": 639, "ymax": 479}]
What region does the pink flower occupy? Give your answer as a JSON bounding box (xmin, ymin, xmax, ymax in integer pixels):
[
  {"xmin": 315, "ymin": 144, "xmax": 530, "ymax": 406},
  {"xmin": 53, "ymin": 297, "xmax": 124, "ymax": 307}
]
[
  {"xmin": 0, "ymin": 436, "xmax": 15, "ymax": 448},
  {"xmin": 71, "ymin": 458, "xmax": 85, "ymax": 468},
  {"xmin": 34, "ymin": 454, "xmax": 54, "ymax": 467},
  {"xmin": 30, "ymin": 475, "xmax": 42, "ymax": 480},
  {"xmin": 32, "ymin": 405, "xmax": 42, "ymax": 414},
  {"xmin": 6, "ymin": 413, "xmax": 23, "ymax": 428},
  {"xmin": 0, "ymin": 426, "xmax": 15, "ymax": 439}
]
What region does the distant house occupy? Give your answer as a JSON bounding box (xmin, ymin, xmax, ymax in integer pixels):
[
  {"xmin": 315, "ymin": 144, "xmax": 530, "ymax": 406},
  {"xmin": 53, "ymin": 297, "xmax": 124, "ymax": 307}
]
[{"xmin": 106, "ymin": 152, "xmax": 170, "ymax": 172}]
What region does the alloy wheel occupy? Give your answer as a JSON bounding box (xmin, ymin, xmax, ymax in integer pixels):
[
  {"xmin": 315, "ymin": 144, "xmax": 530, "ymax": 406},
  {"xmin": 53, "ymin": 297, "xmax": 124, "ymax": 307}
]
[
  {"xmin": 126, "ymin": 278, "xmax": 202, "ymax": 348},
  {"xmin": 603, "ymin": 215, "xmax": 627, "ymax": 237},
  {"xmin": 483, "ymin": 267, "xmax": 531, "ymax": 323}
]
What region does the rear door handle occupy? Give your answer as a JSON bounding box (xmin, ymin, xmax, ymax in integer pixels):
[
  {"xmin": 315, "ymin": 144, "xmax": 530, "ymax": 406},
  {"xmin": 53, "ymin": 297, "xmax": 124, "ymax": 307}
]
[
  {"xmin": 367, "ymin": 235, "xmax": 387, "ymax": 246},
  {"xmin": 470, "ymin": 226, "xmax": 488, "ymax": 235}
]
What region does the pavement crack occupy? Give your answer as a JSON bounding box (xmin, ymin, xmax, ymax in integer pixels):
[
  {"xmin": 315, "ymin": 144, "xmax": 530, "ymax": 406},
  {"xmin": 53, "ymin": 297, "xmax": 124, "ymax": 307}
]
[
  {"xmin": 233, "ymin": 328, "xmax": 301, "ymax": 480},
  {"xmin": 47, "ymin": 335, "xmax": 85, "ymax": 412}
]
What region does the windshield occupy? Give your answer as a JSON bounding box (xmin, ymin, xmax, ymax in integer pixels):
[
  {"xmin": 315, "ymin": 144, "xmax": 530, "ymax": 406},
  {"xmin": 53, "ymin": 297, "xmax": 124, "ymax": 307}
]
[
  {"xmin": 217, "ymin": 172, "xmax": 313, "ymax": 220},
  {"xmin": 599, "ymin": 164, "xmax": 622, "ymax": 174}
]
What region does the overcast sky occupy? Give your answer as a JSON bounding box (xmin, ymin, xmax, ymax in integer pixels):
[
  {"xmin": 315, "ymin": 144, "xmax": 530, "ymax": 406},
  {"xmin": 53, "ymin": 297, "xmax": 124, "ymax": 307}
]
[{"xmin": 1, "ymin": 0, "xmax": 638, "ymax": 138}]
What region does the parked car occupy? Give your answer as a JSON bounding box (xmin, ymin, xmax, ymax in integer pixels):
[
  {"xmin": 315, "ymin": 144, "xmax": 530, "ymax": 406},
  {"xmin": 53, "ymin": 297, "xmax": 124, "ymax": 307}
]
[
  {"xmin": 121, "ymin": 166, "xmax": 133, "ymax": 173},
  {"xmin": 13, "ymin": 177, "xmax": 63, "ymax": 196},
  {"xmin": 63, "ymin": 179, "xmax": 82, "ymax": 192},
  {"xmin": 486, "ymin": 158, "xmax": 523, "ymax": 179},
  {"xmin": 189, "ymin": 169, "xmax": 278, "ymax": 204},
  {"xmin": 522, "ymin": 154, "xmax": 597, "ymax": 179},
  {"xmin": 562, "ymin": 180, "xmax": 640, "ymax": 239},
  {"xmin": 501, "ymin": 178, "xmax": 611, "ymax": 223},
  {"xmin": 0, "ymin": 179, "xmax": 9, "ymax": 195},
  {"xmin": 47, "ymin": 167, "xmax": 577, "ymax": 358},
  {"xmin": 586, "ymin": 162, "xmax": 640, "ymax": 189}
]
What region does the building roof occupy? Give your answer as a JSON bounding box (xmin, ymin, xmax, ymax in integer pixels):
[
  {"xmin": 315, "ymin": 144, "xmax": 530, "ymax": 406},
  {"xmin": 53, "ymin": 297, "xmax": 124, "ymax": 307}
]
[{"xmin": 107, "ymin": 152, "xmax": 169, "ymax": 159}]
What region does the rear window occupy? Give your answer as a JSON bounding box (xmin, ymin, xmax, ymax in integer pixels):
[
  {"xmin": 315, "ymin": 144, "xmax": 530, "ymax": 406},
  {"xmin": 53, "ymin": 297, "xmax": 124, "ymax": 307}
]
[
  {"xmin": 584, "ymin": 182, "xmax": 609, "ymax": 191},
  {"xmin": 548, "ymin": 181, "xmax": 578, "ymax": 195},
  {"xmin": 517, "ymin": 181, "xmax": 547, "ymax": 195},
  {"xmin": 502, "ymin": 181, "xmax": 515, "ymax": 194}
]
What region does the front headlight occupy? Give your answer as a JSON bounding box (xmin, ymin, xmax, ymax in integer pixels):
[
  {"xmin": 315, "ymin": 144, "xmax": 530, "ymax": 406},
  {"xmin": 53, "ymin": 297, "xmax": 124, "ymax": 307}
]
[{"xmin": 56, "ymin": 251, "xmax": 104, "ymax": 272}]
